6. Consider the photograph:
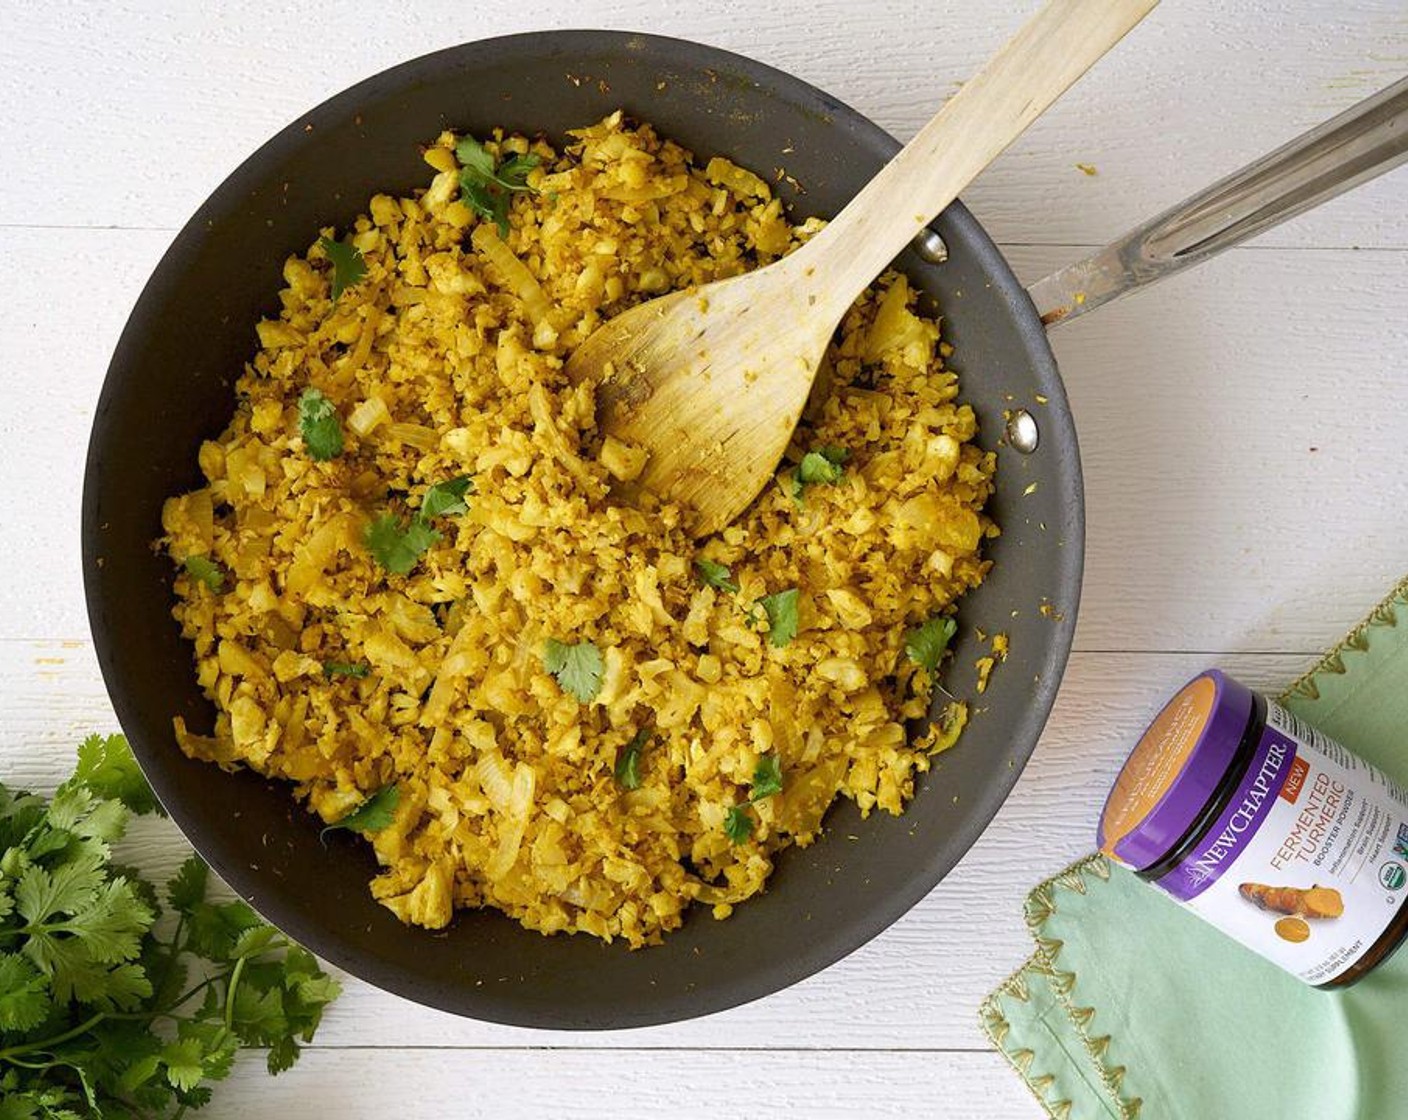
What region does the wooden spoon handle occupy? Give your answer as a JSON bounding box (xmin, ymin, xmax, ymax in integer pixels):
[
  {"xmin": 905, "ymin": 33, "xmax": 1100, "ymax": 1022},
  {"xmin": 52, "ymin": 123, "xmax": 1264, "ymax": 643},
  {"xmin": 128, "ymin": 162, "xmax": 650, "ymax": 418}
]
[{"xmin": 799, "ymin": 0, "xmax": 1158, "ymax": 310}]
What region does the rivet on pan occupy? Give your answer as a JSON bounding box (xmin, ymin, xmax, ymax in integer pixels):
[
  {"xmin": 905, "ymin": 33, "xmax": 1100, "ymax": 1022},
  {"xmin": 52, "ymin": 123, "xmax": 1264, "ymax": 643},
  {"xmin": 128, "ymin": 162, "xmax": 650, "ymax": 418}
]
[
  {"xmin": 1006, "ymin": 409, "xmax": 1039, "ymax": 453},
  {"xmin": 913, "ymin": 228, "xmax": 948, "ymax": 264}
]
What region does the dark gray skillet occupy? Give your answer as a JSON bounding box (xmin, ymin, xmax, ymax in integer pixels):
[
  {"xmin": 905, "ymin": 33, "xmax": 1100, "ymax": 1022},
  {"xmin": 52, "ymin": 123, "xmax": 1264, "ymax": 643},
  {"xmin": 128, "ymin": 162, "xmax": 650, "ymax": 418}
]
[{"xmin": 82, "ymin": 31, "xmax": 1402, "ymax": 1029}]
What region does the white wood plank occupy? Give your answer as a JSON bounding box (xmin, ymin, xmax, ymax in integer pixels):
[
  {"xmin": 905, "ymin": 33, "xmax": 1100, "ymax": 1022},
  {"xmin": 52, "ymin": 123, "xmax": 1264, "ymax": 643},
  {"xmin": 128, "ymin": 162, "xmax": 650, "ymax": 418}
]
[
  {"xmin": 4, "ymin": 227, "xmax": 1404, "ymax": 654},
  {"xmin": 1003, "ymin": 243, "xmax": 1408, "ymax": 654},
  {"xmin": 1, "ymin": 1, "xmax": 1405, "ymax": 249},
  {"xmin": 0, "ymin": 638, "xmax": 1312, "ymax": 1051},
  {"xmin": 200, "ymin": 1047, "xmax": 1040, "ymax": 1119}
]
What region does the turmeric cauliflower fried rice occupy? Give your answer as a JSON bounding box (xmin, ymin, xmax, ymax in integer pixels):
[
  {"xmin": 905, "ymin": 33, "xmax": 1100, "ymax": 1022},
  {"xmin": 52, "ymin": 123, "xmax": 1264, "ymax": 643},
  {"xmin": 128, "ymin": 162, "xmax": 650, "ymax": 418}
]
[{"xmin": 159, "ymin": 113, "xmax": 997, "ymax": 948}]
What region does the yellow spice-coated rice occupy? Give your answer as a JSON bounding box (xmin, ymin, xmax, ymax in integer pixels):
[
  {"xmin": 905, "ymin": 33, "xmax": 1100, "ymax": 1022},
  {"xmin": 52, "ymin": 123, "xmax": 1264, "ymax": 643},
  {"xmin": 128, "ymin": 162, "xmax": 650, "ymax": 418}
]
[{"xmin": 161, "ymin": 113, "xmax": 996, "ymax": 947}]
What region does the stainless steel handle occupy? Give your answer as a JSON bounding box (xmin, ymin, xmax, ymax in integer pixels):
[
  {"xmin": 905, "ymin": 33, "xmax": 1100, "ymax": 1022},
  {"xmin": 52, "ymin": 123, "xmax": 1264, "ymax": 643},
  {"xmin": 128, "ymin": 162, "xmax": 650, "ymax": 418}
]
[{"xmin": 1028, "ymin": 75, "xmax": 1408, "ymax": 328}]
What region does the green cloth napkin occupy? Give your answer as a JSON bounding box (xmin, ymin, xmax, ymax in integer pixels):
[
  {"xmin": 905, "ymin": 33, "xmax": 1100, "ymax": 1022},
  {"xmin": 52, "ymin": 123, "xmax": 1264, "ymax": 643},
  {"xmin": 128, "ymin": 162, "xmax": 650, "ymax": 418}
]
[{"xmin": 981, "ymin": 576, "xmax": 1408, "ymax": 1119}]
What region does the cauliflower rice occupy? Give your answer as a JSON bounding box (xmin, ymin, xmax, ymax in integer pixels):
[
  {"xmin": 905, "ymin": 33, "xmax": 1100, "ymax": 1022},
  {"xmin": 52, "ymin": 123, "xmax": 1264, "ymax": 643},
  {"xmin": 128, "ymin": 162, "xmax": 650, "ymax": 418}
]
[{"xmin": 160, "ymin": 113, "xmax": 997, "ymax": 947}]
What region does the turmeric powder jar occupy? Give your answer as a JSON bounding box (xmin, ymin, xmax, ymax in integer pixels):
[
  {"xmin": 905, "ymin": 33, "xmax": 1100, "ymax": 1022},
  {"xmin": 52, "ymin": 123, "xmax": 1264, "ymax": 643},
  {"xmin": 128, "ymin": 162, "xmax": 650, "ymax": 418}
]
[{"xmin": 1098, "ymin": 670, "xmax": 1408, "ymax": 987}]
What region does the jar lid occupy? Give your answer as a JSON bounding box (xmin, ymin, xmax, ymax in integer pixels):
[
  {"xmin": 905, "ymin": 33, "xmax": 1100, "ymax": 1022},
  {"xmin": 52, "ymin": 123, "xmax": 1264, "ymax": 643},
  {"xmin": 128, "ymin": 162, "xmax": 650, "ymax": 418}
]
[{"xmin": 1097, "ymin": 669, "xmax": 1254, "ymax": 872}]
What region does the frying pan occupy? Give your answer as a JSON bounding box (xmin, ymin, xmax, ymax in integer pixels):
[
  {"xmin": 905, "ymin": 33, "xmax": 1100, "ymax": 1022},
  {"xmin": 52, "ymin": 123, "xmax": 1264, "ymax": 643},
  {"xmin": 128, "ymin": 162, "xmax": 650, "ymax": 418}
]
[{"xmin": 80, "ymin": 32, "xmax": 1408, "ymax": 1029}]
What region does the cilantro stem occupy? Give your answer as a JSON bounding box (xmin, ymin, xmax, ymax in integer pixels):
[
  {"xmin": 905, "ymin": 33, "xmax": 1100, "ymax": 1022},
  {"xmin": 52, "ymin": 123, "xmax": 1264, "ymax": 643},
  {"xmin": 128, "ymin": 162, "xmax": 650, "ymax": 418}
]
[
  {"xmin": 158, "ymin": 915, "xmax": 187, "ymax": 989},
  {"xmin": 5, "ymin": 1055, "xmax": 60, "ymax": 1070},
  {"xmin": 0, "ymin": 1011, "xmax": 107, "ymax": 1060},
  {"xmin": 224, "ymin": 954, "xmax": 248, "ymax": 1031},
  {"xmin": 87, "ymin": 976, "xmax": 222, "ymax": 1025}
]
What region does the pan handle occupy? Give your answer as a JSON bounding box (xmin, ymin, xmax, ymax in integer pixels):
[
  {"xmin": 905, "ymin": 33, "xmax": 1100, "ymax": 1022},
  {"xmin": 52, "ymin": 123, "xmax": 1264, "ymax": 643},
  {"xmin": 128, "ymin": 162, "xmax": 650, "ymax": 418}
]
[{"xmin": 1028, "ymin": 74, "xmax": 1408, "ymax": 328}]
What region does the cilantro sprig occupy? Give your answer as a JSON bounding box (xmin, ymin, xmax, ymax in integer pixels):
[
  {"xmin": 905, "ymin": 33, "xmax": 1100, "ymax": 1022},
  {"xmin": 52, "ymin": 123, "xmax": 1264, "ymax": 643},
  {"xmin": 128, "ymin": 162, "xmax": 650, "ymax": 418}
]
[
  {"xmin": 322, "ymin": 661, "xmax": 369, "ymax": 680},
  {"xmin": 364, "ymin": 515, "xmax": 439, "ymax": 576},
  {"xmin": 418, "ymin": 476, "xmax": 473, "ymax": 521},
  {"xmin": 317, "ymin": 233, "xmax": 366, "ymax": 300},
  {"xmin": 792, "ymin": 445, "xmax": 848, "ymax": 502},
  {"xmin": 697, "ymin": 562, "xmax": 796, "ymax": 645},
  {"xmin": 0, "ymin": 734, "xmax": 338, "ymax": 1117},
  {"xmin": 542, "ymin": 639, "xmax": 604, "ymax": 703},
  {"xmin": 755, "ymin": 588, "xmax": 800, "ymax": 648},
  {"xmin": 904, "ymin": 615, "xmax": 957, "ymax": 676},
  {"xmin": 298, "ymin": 388, "xmax": 344, "ymax": 461},
  {"xmin": 614, "ymin": 729, "xmax": 650, "ymax": 791},
  {"xmin": 456, "ymin": 135, "xmax": 540, "ymax": 237},
  {"xmin": 364, "ymin": 476, "xmax": 474, "ymax": 576},
  {"xmin": 724, "ymin": 754, "xmax": 786, "ymax": 844},
  {"xmin": 723, "ymin": 805, "xmax": 754, "ymax": 844},
  {"xmin": 320, "ymin": 784, "xmax": 399, "ymax": 841},
  {"xmin": 694, "ymin": 558, "xmax": 738, "ymax": 595},
  {"xmin": 183, "ymin": 556, "xmax": 225, "ymax": 593}
]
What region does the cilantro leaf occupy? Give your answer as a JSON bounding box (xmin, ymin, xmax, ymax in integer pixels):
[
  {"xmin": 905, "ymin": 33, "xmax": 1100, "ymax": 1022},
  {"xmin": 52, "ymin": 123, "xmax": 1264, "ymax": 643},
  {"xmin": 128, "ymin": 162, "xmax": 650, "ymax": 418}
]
[
  {"xmin": 905, "ymin": 615, "xmax": 958, "ymax": 675},
  {"xmin": 792, "ymin": 445, "xmax": 848, "ymax": 501},
  {"xmin": 166, "ymin": 855, "xmax": 208, "ymax": 916},
  {"xmin": 0, "ymin": 953, "xmax": 52, "ymax": 1031},
  {"xmin": 297, "ymin": 388, "xmax": 344, "ymax": 461},
  {"xmin": 321, "ymin": 784, "xmax": 399, "ymax": 838},
  {"xmin": 456, "ymin": 135, "xmax": 540, "ymax": 237},
  {"xmin": 15, "ymin": 851, "xmax": 107, "ymax": 926},
  {"xmin": 750, "ymin": 754, "xmax": 783, "ymax": 800},
  {"xmin": 758, "ymin": 588, "xmax": 800, "ymax": 648},
  {"xmin": 261, "ymin": 1035, "xmax": 297, "ymax": 1076},
  {"xmin": 497, "ymin": 153, "xmax": 541, "ymax": 186},
  {"xmin": 615, "ymin": 729, "xmax": 649, "ymax": 791},
  {"xmin": 724, "ymin": 804, "xmax": 754, "ymax": 844},
  {"xmin": 186, "ymin": 900, "xmax": 262, "ymax": 961},
  {"xmin": 68, "ymin": 734, "xmax": 162, "ymax": 817},
  {"xmin": 46, "ymin": 783, "xmax": 128, "ymax": 845},
  {"xmin": 161, "ymin": 1038, "xmax": 206, "ymax": 1092},
  {"xmin": 322, "ymin": 661, "xmax": 369, "ymax": 679},
  {"xmin": 364, "ymin": 514, "xmax": 440, "ymax": 575},
  {"xmin": 454, "ymin": 135, "xmax": 496, "ymax": 180},
  {"xmin": 694, "ymin": 558, "xmax": 738, "ymax": 594},
  {"xmin": 417, "ymin": 475, "xmax": 473, "ymax": 523},
  {"xmin": 542, "ymin": 639, "xmax": 604, "ymax": 703},
  {"xmin": 317, "ymin": 233, "xmax": 366, "ymax": 300},
  {"xmin": 183, "ymin": 556, "xmax": 225, "ymax": 593}
]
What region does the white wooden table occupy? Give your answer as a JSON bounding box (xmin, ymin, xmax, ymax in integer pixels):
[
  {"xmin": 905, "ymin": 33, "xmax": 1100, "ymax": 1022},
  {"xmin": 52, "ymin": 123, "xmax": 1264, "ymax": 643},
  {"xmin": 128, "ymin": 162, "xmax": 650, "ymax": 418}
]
[{"xmin": 3, "ymin": 2, "xmax": 1406, "ymax": 1115}]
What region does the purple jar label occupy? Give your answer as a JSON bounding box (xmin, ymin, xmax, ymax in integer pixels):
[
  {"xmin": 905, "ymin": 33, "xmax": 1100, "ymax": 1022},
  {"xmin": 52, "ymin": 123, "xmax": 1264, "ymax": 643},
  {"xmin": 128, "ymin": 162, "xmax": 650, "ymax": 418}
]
[{"xmin": 1159, "ymin": 729, "xmax": 1295, "ymax": 902}]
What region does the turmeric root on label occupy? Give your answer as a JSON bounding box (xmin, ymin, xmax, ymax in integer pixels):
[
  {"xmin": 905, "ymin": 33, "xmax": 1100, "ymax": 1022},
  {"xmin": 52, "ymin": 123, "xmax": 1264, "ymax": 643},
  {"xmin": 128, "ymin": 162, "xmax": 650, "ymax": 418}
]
[
  {"xmin": 1275, "ymin": 916, "xmax": 1311, "ymax": 943},
  {"xmin": 1239, "ymin": 882, "xmax": 1344, "ymax": 919}
]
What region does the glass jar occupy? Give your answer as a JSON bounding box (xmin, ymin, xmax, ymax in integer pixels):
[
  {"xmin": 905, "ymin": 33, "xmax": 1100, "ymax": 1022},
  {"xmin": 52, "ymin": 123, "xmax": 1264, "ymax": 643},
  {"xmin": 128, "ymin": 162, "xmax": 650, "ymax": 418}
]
[{"xmin": 1098, "ymin": 669, "xmax": 1408, "ymax": 987}]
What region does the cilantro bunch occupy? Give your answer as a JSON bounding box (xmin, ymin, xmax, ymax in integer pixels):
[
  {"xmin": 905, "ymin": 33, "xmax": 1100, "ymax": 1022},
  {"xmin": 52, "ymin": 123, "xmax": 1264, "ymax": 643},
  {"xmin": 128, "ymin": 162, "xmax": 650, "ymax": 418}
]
[{"xmin": 0, "ymin": 735, "xmax": 339, "ymax": 1119}]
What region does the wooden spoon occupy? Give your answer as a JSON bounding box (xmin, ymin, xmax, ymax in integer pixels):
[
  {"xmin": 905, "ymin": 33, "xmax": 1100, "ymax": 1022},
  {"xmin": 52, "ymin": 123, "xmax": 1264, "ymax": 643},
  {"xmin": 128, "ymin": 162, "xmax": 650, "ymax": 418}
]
[{"xmin": 567, "ymin": 0, "xmax": 1158, "ymax": 536}]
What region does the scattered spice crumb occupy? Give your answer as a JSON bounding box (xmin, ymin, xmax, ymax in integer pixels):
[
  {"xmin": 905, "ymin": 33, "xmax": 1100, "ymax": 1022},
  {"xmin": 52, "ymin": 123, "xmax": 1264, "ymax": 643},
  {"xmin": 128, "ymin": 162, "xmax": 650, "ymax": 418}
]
[
  {"xmin": 1039, "ymin": 600, "xmax": 1066, "ymax": 622},
  {"xmin": 975, "ymin": 655, "xmax": 996, "ymax": 694},
  {"xmin": 1076, "ymin": 163, "xmax": 1098, "ymax": 176},
  {"xmin": 1035, "ymin": 393, "xmax": 1048, "ymax": 405},
  {"xmin": 1023, "ymin": 482, "xmax": 1039, "ymax": 496}
]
